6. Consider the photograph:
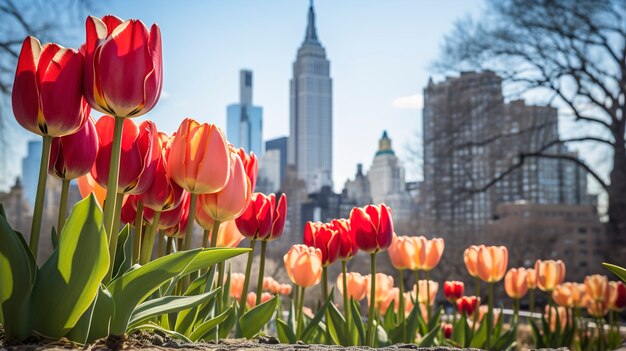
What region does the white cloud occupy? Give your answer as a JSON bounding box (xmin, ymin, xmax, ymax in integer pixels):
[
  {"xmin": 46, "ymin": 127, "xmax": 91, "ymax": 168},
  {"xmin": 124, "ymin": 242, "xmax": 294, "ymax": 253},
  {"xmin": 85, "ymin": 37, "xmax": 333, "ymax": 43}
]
[{"xmin": 391, "ymin": 94, "xmax": 423, "ymax": 110}]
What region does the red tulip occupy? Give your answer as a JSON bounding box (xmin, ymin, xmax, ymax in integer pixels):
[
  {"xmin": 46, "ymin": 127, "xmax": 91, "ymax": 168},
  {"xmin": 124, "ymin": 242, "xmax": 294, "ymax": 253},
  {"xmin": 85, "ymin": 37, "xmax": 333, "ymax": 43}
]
[
  {"xmin": 330, "ymin": 219, "xmax": 357, "ymax": 261},
  {"xmin": 349, "ymin": 204, "xmax": 394, "ymax": 253},
  {"xmin": 84, "ymin": 15, "xmax": 162, "ymax": 118},
  {"xmin": 443, "ymin": 323, "xmax": 453, "ymax": 339},
  {"xmin": 91, "ymin": 115, "xmax": 159, "ymax": 194},
  {"xmin": 13, "ymin": 36, "xmax": 90, "ymax": 137},
  {"xmin": 145, "ymin": 192, "xmax": 190, "ymax": 230},
  {"xmin": 443, "ymin": 281, "xmax": 464, "ymax": 303},
  {"xmin": 457, "ymin": 296, "xmax": 480, "ymax": 316},
  {"xmin": 139, "ymin": 133, "xmax": 184, "ymax": 212},
  {"xmin": 303, "ymin": 222, "xmax": 341, "ymax": 266},
  {"xmin": 49, "ymin": 116, "xmax": 98, "ymax": 180},
  {"xmin": 237, "ymin": 148, "xmax": 258, "ymax": 192},
  {"xmin": 120, "ymin": 195, "xmax": 138, "ymax": 224},
  {"xmin": 235, "ymin": 193, "xmax": 287, "ymax": 241}
]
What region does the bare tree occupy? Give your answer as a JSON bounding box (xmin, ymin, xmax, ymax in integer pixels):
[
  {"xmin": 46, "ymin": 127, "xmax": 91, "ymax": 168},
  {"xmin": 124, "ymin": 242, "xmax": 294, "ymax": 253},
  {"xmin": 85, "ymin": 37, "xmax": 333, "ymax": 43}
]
[
  {"xmin": 436, "ymin": 0, "xmax": 626, "ymax": 244},
  {"xmin": 0, "ymin": 0, "xmax": 93, "ymax": 187}
]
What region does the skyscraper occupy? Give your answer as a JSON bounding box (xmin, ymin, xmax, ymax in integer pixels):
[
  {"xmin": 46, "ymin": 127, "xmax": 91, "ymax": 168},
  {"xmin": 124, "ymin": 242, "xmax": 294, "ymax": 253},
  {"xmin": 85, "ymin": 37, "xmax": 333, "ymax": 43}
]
[
  {"xmin": 227, "ymin": 70, "xmax": 263, "ymax": 156},
  {"xmin": 288, "ymin": 1, "xmax": 333, "ymax": 193}
]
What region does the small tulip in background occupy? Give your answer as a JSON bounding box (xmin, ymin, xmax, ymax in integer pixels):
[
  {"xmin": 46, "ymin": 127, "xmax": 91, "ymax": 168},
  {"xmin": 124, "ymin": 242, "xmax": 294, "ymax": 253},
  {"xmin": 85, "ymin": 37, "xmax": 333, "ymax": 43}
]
[{"xmin": 504, "ymin": 268, "xmax": 528, "ymax": 319}]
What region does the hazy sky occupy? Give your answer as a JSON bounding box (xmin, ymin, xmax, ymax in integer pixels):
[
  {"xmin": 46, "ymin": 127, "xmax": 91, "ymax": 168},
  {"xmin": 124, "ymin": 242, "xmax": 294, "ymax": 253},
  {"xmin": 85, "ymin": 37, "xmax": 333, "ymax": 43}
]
[{"xmin": 73, "ymin": 0, "xmax": 482, "ymax": 190}]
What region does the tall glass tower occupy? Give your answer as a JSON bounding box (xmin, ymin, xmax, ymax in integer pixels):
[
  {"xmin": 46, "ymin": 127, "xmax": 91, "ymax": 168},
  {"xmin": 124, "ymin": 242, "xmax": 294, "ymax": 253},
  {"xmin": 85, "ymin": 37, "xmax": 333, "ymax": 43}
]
[
  {"xmin": 227, "ymin": 70, "xmax": 263, "ymax": 156},
  {"xmin": 288, "ymin": 0, "xmax": 333, "ymax": 193}
]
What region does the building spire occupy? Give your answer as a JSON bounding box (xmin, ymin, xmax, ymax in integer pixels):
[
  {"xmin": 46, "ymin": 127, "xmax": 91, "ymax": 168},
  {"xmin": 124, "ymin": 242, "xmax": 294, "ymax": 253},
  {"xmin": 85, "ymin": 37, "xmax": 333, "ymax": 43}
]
[{"xmin": 304, "ymin": 0, "xmax": 318, "ymax": 43}]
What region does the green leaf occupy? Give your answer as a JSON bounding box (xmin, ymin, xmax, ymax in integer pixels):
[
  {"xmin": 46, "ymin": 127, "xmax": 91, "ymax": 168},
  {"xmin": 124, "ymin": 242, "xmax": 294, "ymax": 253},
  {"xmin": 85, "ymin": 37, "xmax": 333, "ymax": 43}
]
[
  {"xmin": 417, "ymin": 324, "xmax": 440, "ymax": 347},
  {"xmin": 469, "ymin": 317, "xmax": 487, "ymax": 348},
  {"xmin": 603, "ymin": 263, "xmax": 626, "ymax": 283},
  {"xmin": 130, "ymin": 289, "xmax": 219, "ymax": 326},
  {"xmin": 174, "ymin": 271, "xmax": 210, "ymax": 335},
  {"xmin": 31, "ymin": 195, "xmax": 109, "ymax": 338},
  {"xmin": 51, "ymin": 227, "xmax": 58, "ymax": 250},
  {"xmin": 376, "ymin": 322, "xmax": 390, "ymax": 347},
  {"xmin": 276, "ymin": 318, "xmax": 296, "ymax": 343},
  {"xmin": 382, "ymin": 300, "xmax": 396, "ymax": 331},
  {"xmin": 190, "ymin": 306, "xmax": 233, "ymax": 342},
  {"xmin": 452, "ymin": 314, "xmax": 466, "ymax": 346},
  {"xmin": 238, "ymin": 295, "xmax": 279, "ymax": 339},
  {"xmin": 128, "ymin": 322, "xmax": 192, "ymax": 343},
  {"xmin": 529, "ymin": 318, "xmax": 545, "ymax": 348},
  {"xmin": 404, "ymin": 300, "xmax": 420, "ymax": 343},
  {"xmin": 328, "ymin": 300, "xmax": 347, "ymax": 345},
  {"xmin": 350, "ymin": 298, "xmax": 365, "ymax": 345},
  {"xmin": 427, "ymin": 305, "xmax": 443, "ymax": 331},
  {"xmin": 65, "ymin": 284, "xmax": 111, "ymax": 344},
  {"xmin": 181, "ymin": 248, "xmax": 250, "ymax": 276},
  {"xmin": 112, "ymin": 225, "xmax": 132, "ymax": 279},
  {"xmin": 0, "ymin": 211, "xmax": 36, "ymax": 341},
  {"xmin": 301, "ymin": 292, "xmax": 332, "ymax": 342},
  {"xmin": 492, "ymin": 327, "xmax": 516, "ymax": 350},
  {"xmin": 218, "ymin": 302, "xmax": 238, "ymax": 339},
  {"xmin": 108, "ymin": 247, "xmax": 244, "ymax": 335}
]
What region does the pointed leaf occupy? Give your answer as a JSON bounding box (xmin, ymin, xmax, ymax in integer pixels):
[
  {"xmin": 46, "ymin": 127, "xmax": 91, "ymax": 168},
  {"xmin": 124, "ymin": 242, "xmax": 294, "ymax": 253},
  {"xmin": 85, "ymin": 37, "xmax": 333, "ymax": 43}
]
[
  {"xmin": 350, "ymin": 298, "xmax": 366, "ymax": 345},
  {"xmin": 239, "ymin": 295, "xmax": 279, "ymax": 339},
  {"xmin": 328, "ymin": 300, "xmax": 347, "ymax": 345},
  {"xmin": 417, "ymin": 324, "xmax": 440, "ymax": 347},
  {"xmin": 277, "ymin": 318, "xmax": 296, "ymax": 343},
  {"xmin": 218, "ymin": 302, "xmax": 239, "ymax": 339},
  {"xmin": 190, "ymin": 306, "xmax": 233, "ymax": 342},
  {"xmin": 51, "ymin": 227, "xmax": 58, "ymax": 249},
  {"xmin": 112, "ymin": 225, "xmax": 132, "ymax": 279},
  {"xmin": 603, "ymin": 263, "xmax": 626, "ymax": 283},
  {"xmin": 301, "ymin": 292, "xmax": 332, "ymax": 341},
  {"xmin": 130, "ymin": 289, "xmax": 219, "ymax": 326},
  {"xmin": 174, "ymin": 271, "xmax": 210, "ymax": 335},
  {"xmin": 128, "ymin": 322, "xmax": 192, "ymax": 342}
]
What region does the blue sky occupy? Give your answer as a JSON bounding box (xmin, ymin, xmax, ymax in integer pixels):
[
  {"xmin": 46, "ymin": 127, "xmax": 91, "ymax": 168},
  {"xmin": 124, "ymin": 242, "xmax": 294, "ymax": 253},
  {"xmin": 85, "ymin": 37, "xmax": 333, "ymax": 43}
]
[{"xmin": 78, "ymin": 0, "xmax": 483, "ymax": 189}]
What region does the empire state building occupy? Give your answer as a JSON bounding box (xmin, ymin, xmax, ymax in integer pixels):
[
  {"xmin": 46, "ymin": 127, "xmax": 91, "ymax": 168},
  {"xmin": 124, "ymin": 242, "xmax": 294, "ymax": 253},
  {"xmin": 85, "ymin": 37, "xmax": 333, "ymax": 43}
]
[{"xmin": 288, "ymin": 1, "xmax": 333, "ymax": 193}]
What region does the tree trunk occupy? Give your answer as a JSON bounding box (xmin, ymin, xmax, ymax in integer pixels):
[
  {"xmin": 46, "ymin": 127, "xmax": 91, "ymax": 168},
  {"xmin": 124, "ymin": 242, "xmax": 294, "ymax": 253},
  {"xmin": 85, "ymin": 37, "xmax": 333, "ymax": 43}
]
[{"xmin": 607, "ymin": 137, "xmax": 626, "ymax": 261}]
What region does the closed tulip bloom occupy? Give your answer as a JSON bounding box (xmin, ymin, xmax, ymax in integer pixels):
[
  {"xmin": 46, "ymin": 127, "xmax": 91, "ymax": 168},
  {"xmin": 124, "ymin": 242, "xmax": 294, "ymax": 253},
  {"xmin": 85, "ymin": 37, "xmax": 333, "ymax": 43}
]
[
  {"xmin": 365, "ymin": 273, "xmax": 394, "ymax": 307},
  {"xmin": 167, "ymin": 118, "xmax": 230, "ymax": 194},
  {"xmin": 477, "ymin": 306, "xmax": 501, "ymax": 327},
  {"xmin": 535, "ymin": 260, "xmax": 566, "ymax": 292},
  {"xmin": 388, "ymin": 234, "xmax": 417, "ymax": 270},
  {"xmin": 526, "ymin": 268, "xmax": 537, "ymax": 289},
  {"xmin": 84, "ymin": 15, "xmax": 162, "ymax": 118},
  {"xmin": 303, "ymin": 222, "xmax": 340, "ymax": 266},
  {"xmin": 476, "ymin": 246, "xmax": 508, "ymax": 283},
  {"xmin": 443, "ymin": 281, "xmax": 464, "ymax": 303},
  {"xmin": 263, "ymin": 277, "xmax": 279, "ymax": 292},
  {"xmin": 585, "ymin": 274, "xmax": 609, "ymax": 302},
  {"xmin": 414, "ymin": 280, "xmax": 439, "ymax": 305},
  {"xmin": 212, "ymin": 220, "xmax": 245, "ymax": 248},
  {"xmin": 120, "ymin": 195, "xmax": 138, "ymax": 224},
  {"xmin": 464, "ymin": 245, "xmax": 482, "ymax": 278},
  {"xmin": 552, "ymin": 283, "xmax": 586, "ymax": 308},
  {"xmin": 442, "ymin": 324, "xmax": 453, "ymax": 339},
  {"xmin": 278, "ymin": 284, "xmax": 293, "ymax": 296},
  {"xmin": 49, "ymin": 117, "xmax": 98, "ymax": 180},
  {"xmin": 237, "ymin": 148, "xmax": 258, "ymax": 192},
  {"xmin": 235, "ymin": 193, "xmax": 273, "ymax": 240},
  {"xmin": 13, "ymin": 36, "xmax": 89, "ymax": 137},
  {"xmin": 267, "ymin": 193, "xmax": 287, "ymax": 241},
  {"xmin": 92, "ymin": 116, "xmax": 159, "ymax": 194},
  {"xmin": 140, "ymin": 133, "xmax": 184, "ymax": 212},
  {"xmin": 161, "ymin": 193, "xmax": 191, "ymax": 238},
  {"xmin": 229, "ymin": 273, "xmax": 245, "ymax": 300},
  {"xmin": 504, "ymin": 268, "xmax": 529, "ymax": 299},
  {"xmin": 413, "ymin": 236, "xmax": 445, "ymax": 271},
  {"xmin": 608, "ymin": 281, "xmax": 626, "ymax": 311},
  {"xmin": 545, "ymin": 305, "xmax": 570, "ymax": 331},
  {"xmin": 350, "ymin": 204, "xmax": 394, "ymax": 253},
  {"xmin": 337, "ymin": 272, "xmax": 368, "ymax": 301},
  {"xmin": 77, "ymin": 173, "xmax": 107, "ymax": 207},
  {"xmin": 586, "ymin": 299, "xmax": 609, "ymax": 318},
  {"xmin": 379, "ymin": 287, "xmax": 400, "ymax": 315},
  {"xmin": 198, "ymin": 150, "xmax": 252, "ymax": 222},
  {"xmin": 331, "ymin": 219, "xmax": 358, "ymax": 260},
  {"xmin": 283, "ymin": 245, "xmax": 323, "ymax": 288},
  {"xmin": 456, "ymin": 296, "xmax": 480, "ymax": 316}
]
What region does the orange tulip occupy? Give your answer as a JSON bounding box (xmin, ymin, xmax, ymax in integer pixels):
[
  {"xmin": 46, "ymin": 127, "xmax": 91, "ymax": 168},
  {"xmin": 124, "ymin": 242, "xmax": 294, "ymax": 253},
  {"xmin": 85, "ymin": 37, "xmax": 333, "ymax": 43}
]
[
  {"xmin": 526, "ymin": 268, "xmax": 537, "ymax": 289},
  {"xmin": 198, "ymin": 150, "xmax": 252, "ymax": 222},
  {"xmin": 263, "ymin": 276, "xmax": 279, "ymax": 292},
  {"xmin": 278, "ymin": 284, "xmax": 293, "ymax": 296},
  {"xmin": 584, "ymin": 274, "xmax": 609, "ymax": 302},
  {"xmin": 608, "ymin": 281, "xmax": 626, "ymax": 311},
  {"xmin": 412, "ymin": 236, "xmax": 445, "ymax": 271},
  {"xmin": 476, "ymin": 246, "xmax": 508, "ymax": 283},
  {"xmin": 167, "ymin": 118, "xmax": 230, "ymax": 194},
  {"xmin": 237, "ymin": 148, "xmax": 258, "ymax": 192},
  {"xmin": 283, "ymin": 245, "xmax": 323, "ymax": 288},
  {"xmin": 84, "ymin": 15, "xmax": 162, "ymax": 118},
  {"xmin": 212, "ymin": 220, "xmax": 245, "ymax": 248},
  {"xmin": 379, "ymin": 287, "xmax": 400, "ymax": 315},
  {"xmin": 365, "ymin": 273, "xmax": 394, "ymax": 307},
  {"xmin": 13, "ymin": 36, "xmax": 89, "ymax": 137},
  {"xmin": 387, "ymin": 234, "xmax": 417, "ymax": 270},
  {"xmin": 413, "ymin": 280, "xmax": 439, "ymax": 305},
  {"xmin": 535, "ymin": 260, "xmax": 566, "ymax": 292},
  {"xmin": 552, "ymin": 283, "xmax": 586, "ymax": 308},
  {"xmin": 545, "ymin": 305, "xmax": 570, "ymax": 331},
  {"xmin": 504, "ymin": 268, "xmax": 529, "ymax": 299},
  {"xmin": 246, "ymin": 291, "xmax": 273, "ymax": 307},
  {"xmin": 229, "ymin": 273, "xmax": 245, "ymax": 300},
  {"xmin": 77, "ymin": 173, "xmax": 107, "ymax": 207},
  {"xmin": 476, "ymin": 306, "xmax": 501, "ymax": 327},
  {"xmin": 336, "ymin": 272, "xmax": 368, "ymax": 301},
  {"xmin": 463, "ymin": 245, "xmax": 482, "ymax": 278}
]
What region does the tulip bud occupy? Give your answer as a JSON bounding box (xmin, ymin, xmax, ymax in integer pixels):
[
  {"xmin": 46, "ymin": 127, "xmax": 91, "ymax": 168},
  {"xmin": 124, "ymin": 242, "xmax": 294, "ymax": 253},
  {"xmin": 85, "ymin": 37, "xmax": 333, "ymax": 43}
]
[
  {"xmin": 13, "ymin": 36, "xmax": 90, "ymax": 137},
  {"xmin": 504, "ymin": 268, "xmax": 529, "ymax": 299},
  {"xmin": 120, "ymin": 195, "xmax": 138, "ymax": 225},
  {"xmin": 331, "ymin": 219, "xmax": 357, "ymax": 261},
  {"xmin": 350, "ymin": 204, "xmax": 394, "ymax": 253},
  {"xmin": 212, "ymin": 220, "xmax": 245, "ymax": 248},
  {"xmin": 535, "ymin": 260, "xmax": 566, "ymax": 292},
  {"xmin": 463, "ymin": 245, "xmax": 482, "ymax": 278},
  {"xmin": 526, "ymin": 268, "xmax": 537, "ymax": 289},
  {"xmin": 140, "ymin": 133, "xmax": 184, "ymax": 212},
  {"xmin": 84, "ymin": 15, "xmax": 162, "ymax": 118},
  {"xmin": 442, "ymin": 323, "xmax": 453, "ymax": 339},
  {"xmin": 608, "ymin": 281, "xmax": 626, "ymax": 311},
  {"xmin": 303, "ymin": 222, "xmax": 340, "ymax": 266},
  {"xmin": 413, "ymin": 280, "xmax": 438, "ymax": 305},
  {"xmin": 552, "ymin": 282, "xmax": 586, "ymax": 308},
  {"xmin": 413, "ymin": 236, "xmax": 445, "ymax": 271},
  {"xmin": 229, "ymin": 273, "xmax": 245, "ymax": 300},
  {"xmin": 457, "ymin": 296, "xmax": 480, "ymax": 316},
  {"xmin": 379, "ymin": 287, "xmax": 400, "ymax": 315},
  {"xmin": 236, "ymin": 193, "xmax": 286, "ymax": 241},
  {"xmin": 237, "ymin": 148, "xmax": 258, "ymax": 192},
  {"xmin": 476, "ymin": 245, "xmax": 508, "ymax": 283},
  {"xmin": 77, "ymin": 173, "xmax": 107, "ymax": 207},
  {"xmin": 49, "ymin": 117, "xmax": 98, "ymax": 180},
  {"xmin": 365, "ymin": 273, "xmax": 394, "ymax": 307},
  {"xmin": 337, "ymin": 272, "xmax": 368, "ymax": 301},
  {"xmin": 443, "ymin": 281, "xmax": 464, "ymax": 303},
  {"xmin": 387, "ymin": 234, "xmax": 417, "ymax": 270},
  {"xmin": 283, "ymin": 244, "xmax": 323, "ymax": 288},
  {"xmin": 584, "ymin": 274, "xmax": 609, "ymax": 302}
]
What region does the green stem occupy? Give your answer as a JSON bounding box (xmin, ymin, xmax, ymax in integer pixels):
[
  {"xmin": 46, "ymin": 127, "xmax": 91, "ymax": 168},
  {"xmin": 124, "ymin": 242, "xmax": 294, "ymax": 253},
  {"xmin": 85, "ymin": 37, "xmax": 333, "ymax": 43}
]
[
  {"xmin": 597, "ymin": 317, "xmax": 605, "ymax": 351},
  {"xmin": 342, "ymin": 260, "xmax": 351, "ymax": 345},
  {"xmin": 165, "ymin": 235, "xmax": 173, "ymax": 255},
  {"xmin": 183, "ymin": 193, "xmax": 198, "ymax": 251},
  {"xmin": 202, "ymin": 228, "xmax": 209, "ymax": 248},
  {"xmin": 513, "ymin": 298, "xmax": 519, "ymax": 323},
  {"xmin": 139, "ymin": 211, "xmax": 160, "ymax": 265},
  {"xmin": 366, "ymin": 253, "xmax": 377, "ymax": 347},
  {"xmin": 487, "ymin": 282, "xmax": 494, "ymax": 350},
  {"xmin": 238, "ymin": 240, "xmax": 256, "ymax": 316},
  {"xmin": 296, "ymin": 286, "xmax": 306, "ymax": 340},
  {"xmin": 29, "ymin": 135, "xmax": 52, "ymax": 257},
  {"xmin": 103, "ymin": 116, "xmax": 124, "ymax": 250},
  {"xmin": 106, "ymin": 192, "xmax": 124, "ymax": 281},
  {"xmin": 425, "ymin": 270, "xmax": 431, "ymax": 323},
  {"xmin": 56, "ymin": 178, "xmax": 70, "ymax": 234},
  {"xmin": 255, "ymin": 240, "xmax": 268, "ymax": 305},
  {"xmin": 157, "ymin": 230, "xmax": 164, "ymax": 258},
  {"xmin": 398, "ymin": 268, "xmax": 406, "ymax": 341},
  {"xmin": 529, "ymin": 288, "xmax": 535, "ymax": 315},
  {"xmin": 475, "ymin": 276, "xmax": 480, "ymax": 298},
  {"xmin": 322, "ymin": 265, "xmax": 331, "ymax": 344},
  {"xmin": 132, "ymin": 202, "xmax": 144, "ymax": 263},
  {"xmin": 209, "ymin": 220, "xmax": 221, "ymax": 248},
  {"xmin": 177, "ymin": 237, "xmax": 183, "ymax": 252}
]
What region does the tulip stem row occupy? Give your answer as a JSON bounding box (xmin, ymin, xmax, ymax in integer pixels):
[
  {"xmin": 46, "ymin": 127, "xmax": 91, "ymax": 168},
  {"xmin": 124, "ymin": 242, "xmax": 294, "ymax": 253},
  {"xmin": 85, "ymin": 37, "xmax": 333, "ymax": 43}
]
[
  {"xmin": 341, "ymin": 260, "xmax": 351, "ymax": 344},
  {"xmin": 256, "ymin": 240, "xmax": 267, "ymax": 305},
  {"xmin": 57, "ymin": 179, "xmax": 71, "ymax": 234},
  {"xmin": 366, "ymin": 252, "xmax": 377, "ymax": 347},
  {"xmin": 296, "ymin": 286, "xmax": 306, "ymax": 340},
  {"xmin": 398, "ymin": 268, "xmax": 406, "ymax": 340},
  {"xmin": 238, "ymin": 239, "xmax": 256, "ymax": 322},
  {"xmin": 104, "ymin": 117, "xmax": 125, "ymax": 282},
  {"xmin": 133, "ymin": 203, "xmax": 144, "ymax": 263},
  {"xmin": 425, "ymin": 270, "xmax": 431, "ymax": 322},
  {"xmin": 321, "ymin": 266, "xmax": 331, "ymax": 343},
  {"xmin": 140, "ymin": 211, "xmax": 161, "ymax": 264},
  {"xmin": 486, "ymin": 282, "xmax": 494, "ymax": 350},
  {"xmin": 28, "ymin": 135, "xmax": 52, "ymax": 257}
]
